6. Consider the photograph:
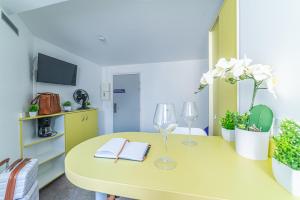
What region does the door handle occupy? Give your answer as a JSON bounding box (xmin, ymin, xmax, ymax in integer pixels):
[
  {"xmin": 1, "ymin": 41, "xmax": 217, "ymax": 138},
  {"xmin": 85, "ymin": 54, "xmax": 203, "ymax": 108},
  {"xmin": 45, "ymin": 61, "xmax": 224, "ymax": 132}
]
[{"xmin": 113, "ymin": 103, "xmax": 117, "ymax": 113}]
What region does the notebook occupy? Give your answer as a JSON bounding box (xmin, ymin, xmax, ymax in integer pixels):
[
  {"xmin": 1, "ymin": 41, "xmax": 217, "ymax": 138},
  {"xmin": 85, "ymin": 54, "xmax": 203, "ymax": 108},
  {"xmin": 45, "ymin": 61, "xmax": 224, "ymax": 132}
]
[{"xmin": 95, "ymin": 138, "xmax": 151, "ymax": 162}]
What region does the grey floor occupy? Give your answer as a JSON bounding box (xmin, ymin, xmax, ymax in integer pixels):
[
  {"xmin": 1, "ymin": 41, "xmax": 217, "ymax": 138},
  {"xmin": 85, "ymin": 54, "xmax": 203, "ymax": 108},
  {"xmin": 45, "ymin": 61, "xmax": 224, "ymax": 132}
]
[
  {"xmin": 40, "ymin": 175, "xmax": 94, "ymax": 200},
  {"xmin": 39, "ymin": 175, "xmax": 133, "ymax": 200}
]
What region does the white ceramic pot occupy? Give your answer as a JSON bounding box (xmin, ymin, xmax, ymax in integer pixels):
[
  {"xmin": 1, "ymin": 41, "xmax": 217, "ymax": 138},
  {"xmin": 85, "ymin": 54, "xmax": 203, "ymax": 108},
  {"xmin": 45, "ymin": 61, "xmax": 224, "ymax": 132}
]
[
  {"xmin": 272, "ymin": 158, "xmax": 300, "ymax": 196},
  {"xmin": 221, "ymin": 128, "xmax": 235, "ymax": 142},
  {"xmin": 29, "ymin": 112, "xmax": 37, "ymax": 117},
  {"xmin": 64, "ymin": 106, "xmax": 72, "ymax": 112},
  {"xmin": 235, "ymin": 128, "xmax": 270, "ymax": 160}
]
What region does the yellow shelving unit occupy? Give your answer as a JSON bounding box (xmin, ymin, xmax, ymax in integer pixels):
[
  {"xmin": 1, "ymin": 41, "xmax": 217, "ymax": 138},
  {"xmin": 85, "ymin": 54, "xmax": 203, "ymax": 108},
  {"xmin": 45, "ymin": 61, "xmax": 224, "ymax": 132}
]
[{"xmin": 19, "ymin": 109, "xmax": 98, "ymax": 189}]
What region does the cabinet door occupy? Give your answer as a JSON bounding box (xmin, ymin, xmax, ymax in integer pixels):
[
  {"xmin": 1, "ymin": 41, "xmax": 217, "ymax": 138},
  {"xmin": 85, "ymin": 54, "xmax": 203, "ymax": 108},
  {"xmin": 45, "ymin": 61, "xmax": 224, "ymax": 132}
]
[
  {"xmin": 65, "ymin": 110, "xmax": 98, "ymax": 153},
  {"xmin": 84, "ymin": 110, "xmax": 98, "ymax": 140},
  {"xmin": 65, "ymin": 112, "xmax": 87, "ymax": 153}
]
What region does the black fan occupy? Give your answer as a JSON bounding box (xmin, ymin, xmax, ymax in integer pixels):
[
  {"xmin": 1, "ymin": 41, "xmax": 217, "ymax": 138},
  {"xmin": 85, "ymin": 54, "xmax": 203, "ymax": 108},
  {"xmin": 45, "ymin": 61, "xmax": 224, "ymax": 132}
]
[{"xmin": 73, "ymin": 89, "xmax": 89, "ymax": 110}]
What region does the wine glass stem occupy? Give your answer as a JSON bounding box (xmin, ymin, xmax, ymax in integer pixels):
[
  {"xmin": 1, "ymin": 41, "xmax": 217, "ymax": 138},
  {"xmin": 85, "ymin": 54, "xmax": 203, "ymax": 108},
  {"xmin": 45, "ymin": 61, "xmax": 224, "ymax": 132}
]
[{"xmin": 188, "ymin": 121, "xmax": 192, "ymax": 142}]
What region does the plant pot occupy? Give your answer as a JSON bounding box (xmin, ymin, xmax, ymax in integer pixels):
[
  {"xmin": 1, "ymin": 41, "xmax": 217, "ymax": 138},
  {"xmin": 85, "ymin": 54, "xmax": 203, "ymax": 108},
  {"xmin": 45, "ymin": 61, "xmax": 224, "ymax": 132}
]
[
  {"xmin": 235, "ymin": 128, "xmax": 270, "ymax": 160},
  {"xmin": 29, "ymin": 112, "xmax": 38, "ymax": 117},
  {"xmin": 272, "ymin": 158, "xmax": 300, "ymax": 196},
  {"xmin": 221, "ymin": 128, "xmax": 235, "ymax": 142},
  {"xmin": 64, "ymin": 106, "xmax": 72, "ymax": 112}
]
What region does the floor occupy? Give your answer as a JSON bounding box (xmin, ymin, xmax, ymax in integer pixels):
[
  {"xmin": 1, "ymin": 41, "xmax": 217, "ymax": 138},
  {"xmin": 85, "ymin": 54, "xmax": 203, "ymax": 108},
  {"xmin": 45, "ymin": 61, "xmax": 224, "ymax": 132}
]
[
  {"xmin": 40, "ymin": 175, "xmax": 94, "ymax": 200},
  {"xmin": 40, "ymin": 175, "xmax": 132, "ymax": 200}
]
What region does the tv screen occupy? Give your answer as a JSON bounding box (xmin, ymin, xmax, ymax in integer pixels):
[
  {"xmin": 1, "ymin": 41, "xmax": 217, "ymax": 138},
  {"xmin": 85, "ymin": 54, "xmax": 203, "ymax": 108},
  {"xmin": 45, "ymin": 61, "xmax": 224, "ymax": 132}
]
[{"xmin": 37, "ymin": 53, "xmax": 77, "ymax": 86}]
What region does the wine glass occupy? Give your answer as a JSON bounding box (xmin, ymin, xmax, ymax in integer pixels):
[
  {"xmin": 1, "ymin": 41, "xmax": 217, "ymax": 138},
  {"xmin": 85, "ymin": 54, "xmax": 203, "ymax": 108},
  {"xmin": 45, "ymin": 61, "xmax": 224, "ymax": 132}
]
[
  {"xmin": 181, "ymin": 101, "xmax": 199, "ymax": 146},
  {"xmin": 153, "ymin": 103, "xmax": 177, "ymax": 170}
]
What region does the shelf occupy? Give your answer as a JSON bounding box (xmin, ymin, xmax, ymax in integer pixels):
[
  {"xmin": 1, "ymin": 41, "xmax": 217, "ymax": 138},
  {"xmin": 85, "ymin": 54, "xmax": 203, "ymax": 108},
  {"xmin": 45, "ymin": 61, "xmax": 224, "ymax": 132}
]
[
  {"xmin": 20, "ymin": 112, "xmax": 65, "ymax": 121},
  {"xmin": 38, "ymin": 167, "xmax": 64, "ymax": 189},
  {"xmin": 38, "ymin": 150, "xmax": 65, "ymax": 165},
  {"xmin": 24, "ymin": 133, "xmax": 64, "ymax": 148},
  {"xmin": 19, "ymin": 108, "xmax": 97, "ymax": 121}
]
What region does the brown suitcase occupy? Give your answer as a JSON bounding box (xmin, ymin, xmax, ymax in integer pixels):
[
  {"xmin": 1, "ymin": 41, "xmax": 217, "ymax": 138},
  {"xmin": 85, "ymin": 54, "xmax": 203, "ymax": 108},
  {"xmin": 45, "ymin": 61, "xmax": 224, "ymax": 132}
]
[{"xmin": 32, "ymin": 93, "xmax": 61, "ymax": 115}]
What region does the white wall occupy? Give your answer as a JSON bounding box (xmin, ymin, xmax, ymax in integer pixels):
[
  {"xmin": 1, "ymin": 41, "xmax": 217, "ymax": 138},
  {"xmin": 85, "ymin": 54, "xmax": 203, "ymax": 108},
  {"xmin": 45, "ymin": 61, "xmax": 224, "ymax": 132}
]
[
  {"xmin": 0, "ymin": 9, "xmax": 33, "ymax": 160},
  {"xmin": 239, "ymin": 0, "xmax": 300, "ymax": 123},
  {"xmin": 102, "ymin": 59, "xmax": 209, "ymax": 133},
  {"xmin": 33, "ymin": 37, "xmax": 103, "ymax": 133}
]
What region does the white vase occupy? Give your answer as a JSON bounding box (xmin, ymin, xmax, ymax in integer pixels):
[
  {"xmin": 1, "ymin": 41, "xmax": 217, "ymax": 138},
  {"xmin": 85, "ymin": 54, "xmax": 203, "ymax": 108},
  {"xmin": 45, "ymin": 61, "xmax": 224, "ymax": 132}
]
[
  {"xmin": 221, "ymin": 128, "xmax": 235, "ymax": 142},
  {"xmin": 235, "ymin": 128, "xmax": 270, "ymax": 160},
  {"xmin": 272, "ymin": 158, "xmax": 300, "ymax": 196},
  {"xmin": 29, "ymin": 112, "xmax": 37, "ymax": 117},
  {"xmin": 64, "ymin": 106, "xmax": 72, "ymax": 112}
]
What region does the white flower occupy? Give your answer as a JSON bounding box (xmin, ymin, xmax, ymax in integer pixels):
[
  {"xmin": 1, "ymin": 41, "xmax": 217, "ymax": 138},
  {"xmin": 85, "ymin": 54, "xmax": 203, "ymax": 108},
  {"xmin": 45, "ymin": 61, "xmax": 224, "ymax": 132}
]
[
  {"xmin": 242, "ymin": 55, "xmax": 252, "ymax": 67},
  {"xmin": 231, "ymin": 60, "xmax": 246, "ymax": 78},
  {"xmin": 214, "ymin": 58, "xmax": 237, "ymax": 77},
  {"xmin": 248, "ymin": 64, "xmax": 272, "ymax": 81},
  {"xmin": 200, "ymin": 71, "xmax": 214, "ymax": 85},
  {"xmin": 266, "ymin": 77, "xmax": 277, "ymax": 98}
]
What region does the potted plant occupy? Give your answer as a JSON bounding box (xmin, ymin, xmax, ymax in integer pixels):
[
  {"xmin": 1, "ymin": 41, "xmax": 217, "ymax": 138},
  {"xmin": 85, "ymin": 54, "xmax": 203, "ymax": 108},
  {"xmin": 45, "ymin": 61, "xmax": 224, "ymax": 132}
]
[
  {"xmin": 197, "ymin": 56, "xmax": 276, "ymax": 160},
  {"xmin": 28, "ymin": 104, "xmax": 39, "ymax": 117},
  {"xmin": 272, "ymin": 119, "xmax": 300, "ymax": 196},
  {"xmin": 85, "ymin": 101, "xmax": 91, "ymax": 108},
  {"xmin": 235, "ymin": 105, "xmax": 273, "ymax": 160},
  {"xmin": 220, "ymin": 111, "xmax": 237, "ymax": 142},
  {"xmin": 63, "ymin": 101, "xmax": 72, "ymax": 112}
]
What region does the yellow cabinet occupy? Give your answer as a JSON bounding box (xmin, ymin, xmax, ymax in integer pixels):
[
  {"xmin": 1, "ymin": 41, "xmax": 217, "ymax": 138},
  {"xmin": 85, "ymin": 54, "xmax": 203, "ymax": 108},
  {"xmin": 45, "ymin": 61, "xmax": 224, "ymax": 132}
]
[{"xmin": 65, "ymin": 109, "xmax": 98, "ymax": 153}]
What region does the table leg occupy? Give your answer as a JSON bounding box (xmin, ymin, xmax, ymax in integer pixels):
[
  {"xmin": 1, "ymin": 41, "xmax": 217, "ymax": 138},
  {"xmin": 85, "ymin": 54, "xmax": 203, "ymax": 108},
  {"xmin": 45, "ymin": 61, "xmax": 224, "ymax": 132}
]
[{"xmin": 95, "ymin": 192, "xmax": 107, "ymax": 200}]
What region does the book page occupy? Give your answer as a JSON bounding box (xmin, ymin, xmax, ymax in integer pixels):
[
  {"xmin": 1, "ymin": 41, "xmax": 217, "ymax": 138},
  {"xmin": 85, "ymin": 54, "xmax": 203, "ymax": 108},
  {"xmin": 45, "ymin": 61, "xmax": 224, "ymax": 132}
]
[
  {"xmin": 119, "ymin": 142, "xmax": 149, "ymax": 161},
  {"xmin": 95, "ymin": 138, "xmax": 127, "ymax": 158}
]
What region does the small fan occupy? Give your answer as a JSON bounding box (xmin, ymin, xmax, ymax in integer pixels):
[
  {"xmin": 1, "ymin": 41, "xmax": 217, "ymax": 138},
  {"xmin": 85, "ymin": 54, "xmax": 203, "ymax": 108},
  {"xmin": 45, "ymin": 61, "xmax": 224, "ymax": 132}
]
[{"xmin": 73, "ymin": 89, "xmax": 89, "ymax": 110}]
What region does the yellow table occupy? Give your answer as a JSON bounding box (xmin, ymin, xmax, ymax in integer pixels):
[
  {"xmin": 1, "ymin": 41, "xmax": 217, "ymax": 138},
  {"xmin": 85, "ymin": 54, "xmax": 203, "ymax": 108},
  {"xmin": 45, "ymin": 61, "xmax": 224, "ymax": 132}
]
[{"xmin": 65, "ymin": 132, "xmax": 300, "ymax": 200}]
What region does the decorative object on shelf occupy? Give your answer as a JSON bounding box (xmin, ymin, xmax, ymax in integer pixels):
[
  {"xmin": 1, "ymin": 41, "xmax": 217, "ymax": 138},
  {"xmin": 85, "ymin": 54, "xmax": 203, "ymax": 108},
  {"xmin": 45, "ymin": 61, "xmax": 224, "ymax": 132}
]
[
  {"xmin": 197, "ymin": 56, "xmax": 276, "ymax": 111},
  {"xmin": 62, "ymin": 101, "xmax": 72, "ymax": 112},
  {"xmin": 73, "ymin": 89, "xmax": 89, "ymax": 110},
  {"xmin": 272, "ymin": 119, "xmax": 300, "ymax": 196},
  {"xmin": 31, "ymin": 93, "xmax": 61, "ymax": 115},
  {"xmin": 84, "ymin": 101, "xmax": 91, "ymax": 109},
  {"xmin": 181, "ymin": 101, "xmax": 199, "ymax": 146},
  {"xmin": 28, "ymin": 104, "xmax": 39, "ymax": 117},
  {"xmin": 38, "ymin": 117, "xmax": 57, "ymax": 138},
  {"xmin": 153, "ymin": 103, "xmax": 177, "ymax": 170},
  {"xmin": 235, "ymin": 105, "xmax": 273, "ymax": 160},
  {"xmin": 220, "ymin": 111, "xmax": 237, "ymax": 142}
]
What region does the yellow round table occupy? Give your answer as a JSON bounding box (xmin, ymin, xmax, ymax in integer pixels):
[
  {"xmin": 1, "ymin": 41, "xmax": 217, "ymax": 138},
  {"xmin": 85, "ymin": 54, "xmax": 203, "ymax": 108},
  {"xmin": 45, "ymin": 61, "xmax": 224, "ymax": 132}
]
[{"xmin": 65, "ymin": 132, "xmax": 299, "ymax": 200}]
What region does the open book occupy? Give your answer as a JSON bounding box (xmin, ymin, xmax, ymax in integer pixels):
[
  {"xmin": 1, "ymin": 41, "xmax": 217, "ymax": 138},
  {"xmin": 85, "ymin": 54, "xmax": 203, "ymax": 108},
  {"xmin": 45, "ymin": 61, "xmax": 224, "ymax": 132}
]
[{"xmin": 95, "ymin": 138, "xmax": 151, "ymax": 162}]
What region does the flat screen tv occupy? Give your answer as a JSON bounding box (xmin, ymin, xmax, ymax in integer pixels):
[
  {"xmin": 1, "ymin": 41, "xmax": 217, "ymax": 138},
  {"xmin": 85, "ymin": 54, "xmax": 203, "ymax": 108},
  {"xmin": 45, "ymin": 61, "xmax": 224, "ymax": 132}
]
[{"xmin": 37, "ymin": 53, "xmax": 77, "ymax": 86}]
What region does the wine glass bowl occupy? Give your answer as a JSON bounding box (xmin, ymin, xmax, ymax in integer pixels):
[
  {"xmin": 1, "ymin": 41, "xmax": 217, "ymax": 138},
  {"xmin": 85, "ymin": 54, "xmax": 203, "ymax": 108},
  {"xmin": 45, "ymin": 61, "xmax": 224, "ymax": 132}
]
[
  {"xmin": 153, "ymin": 103, "xmax": 177, "ymax": 170},
  {"xmin": 181, "ymin": 101, "xmax": 199, "ymax": 146}
]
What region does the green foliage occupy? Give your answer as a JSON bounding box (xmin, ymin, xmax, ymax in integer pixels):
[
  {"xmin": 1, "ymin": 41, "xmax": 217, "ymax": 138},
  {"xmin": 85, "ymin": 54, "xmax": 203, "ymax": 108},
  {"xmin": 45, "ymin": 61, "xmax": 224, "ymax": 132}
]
[
  {"xmin": 273, "ymin": 119, "xmax": 300, "ymax": 170},
  {"xmin": 236, "ymin": 112, "xmax": 250, "ymax": 130},
  {"xmin": 220, "ymin": 111, "xmax": 237, "ymax": 130},
  {"xmin": 28, "ymin": 104, "xmax": 39, "ymax": 112},
  {"xmin": 249, "ymin": 105, "xmax": 273, "ymax": 132},
  {"xmin": 85, "ymin": 101, "xmax": 91, "ymax": 106},
  {"xmin": 63, "ymin": 101, "xmax": 72, "ymax": 106}
]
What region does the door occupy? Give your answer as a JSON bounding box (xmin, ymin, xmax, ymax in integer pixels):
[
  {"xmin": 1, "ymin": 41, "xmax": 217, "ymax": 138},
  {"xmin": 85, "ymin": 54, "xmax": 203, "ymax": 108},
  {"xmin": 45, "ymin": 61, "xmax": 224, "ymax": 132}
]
[
  {"xmin": 209, "ymin": 0, "xmax": 238, "ymax": 136},
  {"xmin": 113, "ymin": 74, "xmax": 140, "ymax": 132}
]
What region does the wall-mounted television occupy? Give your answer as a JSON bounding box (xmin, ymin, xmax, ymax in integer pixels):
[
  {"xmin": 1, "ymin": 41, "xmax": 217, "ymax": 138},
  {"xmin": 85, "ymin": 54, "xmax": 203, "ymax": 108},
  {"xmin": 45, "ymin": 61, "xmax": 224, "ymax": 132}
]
[{"xmin": 37, "ymin": 53, "xmax": 77, "ymax": 86}]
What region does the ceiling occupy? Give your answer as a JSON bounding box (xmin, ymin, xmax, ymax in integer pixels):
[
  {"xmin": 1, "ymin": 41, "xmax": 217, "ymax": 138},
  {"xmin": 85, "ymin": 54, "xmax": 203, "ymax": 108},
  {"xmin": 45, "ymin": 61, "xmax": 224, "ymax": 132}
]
[{"xmin": 5, "ymin": 0, "xmax": 223, "ymax": 66}]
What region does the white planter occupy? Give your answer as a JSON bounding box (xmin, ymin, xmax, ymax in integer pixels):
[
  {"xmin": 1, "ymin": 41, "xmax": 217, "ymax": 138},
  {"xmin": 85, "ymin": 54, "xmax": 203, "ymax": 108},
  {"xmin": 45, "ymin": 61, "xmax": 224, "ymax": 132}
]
[
  {"xmin": 235, "ymin": 128, "xmax": 270, "ymax": 160},
  {"xmin": 272, "ymin": 158, "xmax": 300, "ymax": 196},
  {"xmin": 64, "ymin": 106, "xmax": 72, "ymax": 112},
  {"xmin": 221, "ymin": 128, "xmax": 235, "ymax": 142},
  {"xmin": 29, "ymin": 112, "xmax": 37, "ymax": 117}
]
